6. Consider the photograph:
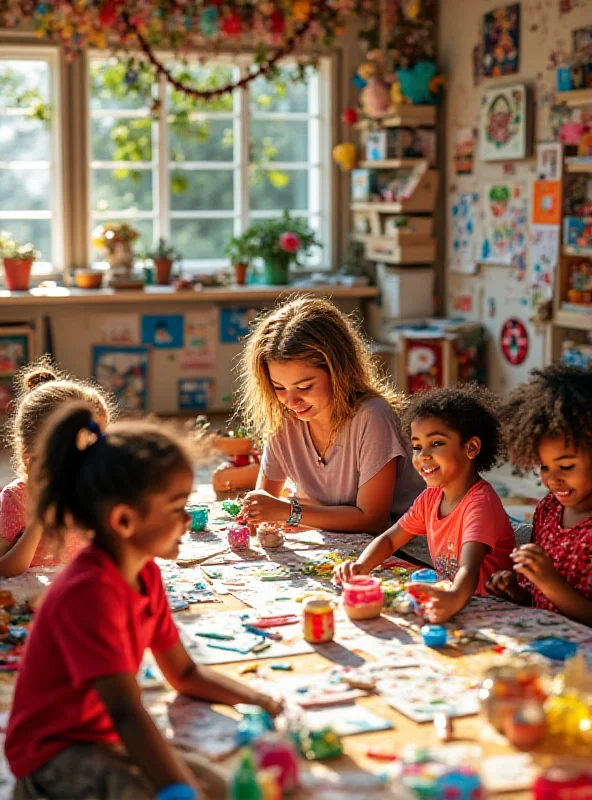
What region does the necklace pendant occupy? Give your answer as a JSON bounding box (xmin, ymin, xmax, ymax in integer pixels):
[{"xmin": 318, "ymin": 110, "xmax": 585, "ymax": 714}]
[{"xmin": 318, "ymin": 456, "xmax": 325, "ymax": 468}]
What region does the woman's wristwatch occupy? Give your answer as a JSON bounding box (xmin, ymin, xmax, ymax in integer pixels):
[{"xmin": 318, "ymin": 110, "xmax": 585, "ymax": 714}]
[{"xmin": 286, "ymin": 498, "xmax": 302, "ymax": 526}]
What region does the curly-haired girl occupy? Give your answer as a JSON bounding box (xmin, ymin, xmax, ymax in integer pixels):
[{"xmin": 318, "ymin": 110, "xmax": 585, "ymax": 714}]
[
  {"xmin": 488, "ymin": 364, "xmax": 592, "ymax": 626},
  {"xmin": 334, "ymin": 385, "xmax": 514, "ymax": 623}
]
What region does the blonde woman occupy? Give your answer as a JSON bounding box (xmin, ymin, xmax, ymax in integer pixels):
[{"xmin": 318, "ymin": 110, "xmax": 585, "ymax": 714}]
[{"xmin": 238, "ymin": 296, "xmax": 424, "ymax": 535}]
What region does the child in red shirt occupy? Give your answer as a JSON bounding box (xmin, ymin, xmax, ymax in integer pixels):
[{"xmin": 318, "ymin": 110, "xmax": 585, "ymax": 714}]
[
  {"xmin": 0, "ymin": 358, "xmax": 112, "ymax": 576},
  {"xmin": 488, "ymin": 364, "xmax": 592, "ymax": 627},
  {"xmin": 334, "ymin": 385, "xmax": 514, "ymax": 623},
  {"xmin": 6, "ymin": 403, "xmax": 281, "ymax": 800}
]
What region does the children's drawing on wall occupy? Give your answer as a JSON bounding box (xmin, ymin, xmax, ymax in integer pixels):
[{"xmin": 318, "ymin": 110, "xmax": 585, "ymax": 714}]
[
  {"xmin": 479, "ymin": 84, "xmax": 528, "ymax": 161},
  {"xmin": 92, "ymin": 345, "xmax": 149, "ymax": 411},
  {"xmin": 454, "ymin": 127, "xmax": 475, "ymax": 174},
  {"xmin": 183, "ymin": 309, "xmax": 218, "ymax": 368},
  {"xmin": 572, "ymin": 24, "xmax": 592, "ymax": 55},
  {"xmin": 536, "ymin": 142, "xmax": 562, "ymax": 180},
  {"xmin": 141, "ymin": 315, "xmax": 184, "ymax": 349},
  {"xmin": 220, "ymin": 308, "xmax": 258, "ymax": 344},
  {"xmin": 530, "ymin": 225, "xmax": 559, "ymax": 321},
  {"xmin": 482, "ymin": 3, "xmax": 520, "ymax": 78},
  {"xmin": 99, "ymin": 314, "xmax": 140, "ymax": 346},
  {"xmin": 0, "ymin": 334, "xmax": 29, "ymax": 376},
  {"xmin": 449, "ymin": 192, "xmax": 480, "ymax": 275},
  {"xmin": 481, "ymin": 182, "xmax": 528, "ymax": 280},
  {"xmin": 178, "ymin": 378, "xmax": 214, "ymax": 411}
]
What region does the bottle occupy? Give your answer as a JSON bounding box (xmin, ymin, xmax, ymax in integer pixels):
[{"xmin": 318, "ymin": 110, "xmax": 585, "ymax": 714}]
[{"xmin": 230, "ymin": 748, "xmax": 262, "ymax": 800}]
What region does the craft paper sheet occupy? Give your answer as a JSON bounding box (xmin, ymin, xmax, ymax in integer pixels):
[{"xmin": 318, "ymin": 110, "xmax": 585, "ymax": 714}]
[{"xmin": 449, "ymin": 192, "xmax": 480, "ymax": 274}]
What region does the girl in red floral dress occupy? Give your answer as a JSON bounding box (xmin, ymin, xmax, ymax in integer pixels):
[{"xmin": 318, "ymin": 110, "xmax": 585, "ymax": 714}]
[{"xmin": 488, "ymin": 364, "xmax": 592, "ymax": 626}]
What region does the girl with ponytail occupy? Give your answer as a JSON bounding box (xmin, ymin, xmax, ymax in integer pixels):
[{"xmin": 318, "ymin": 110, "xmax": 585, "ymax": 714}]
[{"xmin": 6, "ymin": 402, "xmax": 281, "ymax": 800}]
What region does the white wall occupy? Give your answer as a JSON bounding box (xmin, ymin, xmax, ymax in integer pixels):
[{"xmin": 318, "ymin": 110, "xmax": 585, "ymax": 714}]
[{"xmin": 439, "ymin": 0, "xmax": 592, "ymax": 391}]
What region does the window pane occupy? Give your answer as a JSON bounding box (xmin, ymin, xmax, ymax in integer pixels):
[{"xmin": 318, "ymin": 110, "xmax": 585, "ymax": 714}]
[
  {"xmin": 0, "ymin": 117, "xmax": 50, "ymax": 161},
  {"xmin": 249, "ymin": 169, "xmax": 308, "ymax": 212},
  {"xmin": 0, "ymin": 169, "xmax": 51, "ymax": 211},
  {"xmin": 250, "ymin": 68, "xmax": 311, "ymax": 114},
  {"xmin": 91, "ymin": 117, "xmax": 153, "ymax": 162},
  {"xmin": 170, "ymin": 170, "xmax": 234, "ymax": 212},
  {"xmin": 169, "ymin": 64, "xmax": 236, "ymax": 114},
  {"xmin": 91, "ymin": 218, "xmax": 154, "ymax": 261},
  {"xmin": 0, "ymin": 218, "xmax": 51, "ymax": 260},
  {"xmin": 0, "ymin": 61, "xmax": 50, "ymax": 109},
  {"xmin": 90, "ymin": 60, "xmax": 153, "ymax": 111},
  {"xmin": 250, "ymin": 120, "xmax": 308, "ymax": 163},
  {"xmin": 171, "ymin": 218, "xmax": 233, "ymax": 260},
  {"xmin": 169, "ymin": 119, "xmax": 234, "ymax": 163},
  {"xmin": 92, "ymin": 168, "xmax": 153, "ymax": 213}
]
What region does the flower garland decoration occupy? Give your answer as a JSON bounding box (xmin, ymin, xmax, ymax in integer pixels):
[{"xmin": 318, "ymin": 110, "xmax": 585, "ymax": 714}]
[{"xmin": 0, "ymin": 1, "xmax": 356, "ymax": 98}]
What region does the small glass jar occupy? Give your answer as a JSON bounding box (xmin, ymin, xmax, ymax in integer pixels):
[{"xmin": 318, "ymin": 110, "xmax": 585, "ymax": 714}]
[
  {"xmin": 258, "ymin": 523, "xmax": 285, "ymax": 549},
  {"xmin": 342, "ymin": 575, "xmax": 384, "ymax": 620},
  {"xmin": 302, "ymin": 598, "xmax": 334, "ymax": 643},
  {"xmin": 479, "ymin": 660, "xmax": 548, "ymax": 734},
  {"xmin": 534, "ymin": 767, "xmax": 592, "ymax": 799},
  {"xmin": 186, "ymin": 504, "xmax": 209, "ymax": 532},
  {"xmin": 227, "ymin": 523, "xmax": 251, "ymax": 550}
]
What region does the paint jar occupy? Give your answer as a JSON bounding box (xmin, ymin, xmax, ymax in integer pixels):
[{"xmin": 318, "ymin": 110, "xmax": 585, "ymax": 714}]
[
  {"xmin": 302, "ymin": 598, "xmax": 334, "ymax": 644},
  {"xmin": 409, "ymin": 568, "xmax": 439, "ymax": 584},
  {"xmin": 533, "ymin": 767, "xmax": 592, "ymax": 799},
  {"xmin": 342, "ymin": 575, "xmax": 384, "ymax": 620},
  {"xmin": 227, "ymin": 523, "xmax": 251, "ymax": 550},
  {"xmin": 421, "ymin": 624, "xmax": 447, "ymax": 648},
  {"xmin": 258, "ymin": 523, "xmax": 285, "ymax": 549},
  {"xmin": 186, "ymin": 504, "xmax": 209, "ymax": 533},
  {"xmin": 478, "ymin": 660, "xmax": 548, "ymax": 734}
]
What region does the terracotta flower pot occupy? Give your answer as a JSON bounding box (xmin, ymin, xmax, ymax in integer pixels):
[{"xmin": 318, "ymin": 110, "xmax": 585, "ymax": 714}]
[
  {"xmin": 3, "ymin": 257, "xmax": 33, "ymax": 291},
  {"xmin": 154, "ymin": 257, "xmax": 174, "ymax": 286},
  {"xmin": 233, "ymin": 262, "xmax": 248, "ymax": 286},
  {"xmin": 213, "ymin": 435, "xmax": 253, "ymax": 457}
]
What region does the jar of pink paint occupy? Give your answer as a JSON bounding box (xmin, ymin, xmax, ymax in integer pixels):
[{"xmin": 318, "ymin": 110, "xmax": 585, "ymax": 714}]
[{"xmin": 342, "ymin": 575, "xmax": 384, "ymax": 620}]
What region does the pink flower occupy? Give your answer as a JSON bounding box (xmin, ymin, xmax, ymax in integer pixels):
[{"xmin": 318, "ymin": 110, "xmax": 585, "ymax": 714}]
[{"xmin": 279, "ymin": 232, "xmax": 300, "ymax": 253}]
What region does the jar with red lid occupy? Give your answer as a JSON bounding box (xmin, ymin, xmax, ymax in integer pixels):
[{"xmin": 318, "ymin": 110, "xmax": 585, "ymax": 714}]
[
  {"xmin": 342, "ymin": 575, "xmax": 384, "ymax": 620},
  {"xmin": 533, "ymin": 767, "xmax": 592, "ymax": 799}
]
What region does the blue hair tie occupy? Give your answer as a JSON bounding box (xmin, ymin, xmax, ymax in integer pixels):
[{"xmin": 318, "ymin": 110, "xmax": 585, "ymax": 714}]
[{"xmin": 87, "ymin": 419, "xmax": 103, "ymax": 440}]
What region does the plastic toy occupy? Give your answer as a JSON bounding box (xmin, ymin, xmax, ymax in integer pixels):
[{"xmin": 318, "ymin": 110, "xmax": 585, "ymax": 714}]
[
  {"xmin": 253, "ymin": 734, "xmax": 301, "ymax": 792},
  {"xmin": 230, "ymin": 749, "xmax": 262, "ymax": 800},
  {"xmin": 292, "ymin": 726, "xmax": 343, "ymax": 760},
  {"xmin": 409, "ymin": 568, "xmax": 439, "ymax": 584},
  {"xmin": 235, "ymin": 707, "xmax": 275, "ymax": 747},
  {"xmin": 398, "ymin": 60, "xmax": 442, "ymax": 105},
  {"xmin": 222, "ymin": 499, "xmax": 242, "ymax": 517},
  {"xmin": 421, "ymin": 625, "xmax": 447, "ymax": 648},
  {"xmin": 332, "ymin": 142, "xmax": 357, "ymax": 172},
  {"xmin": 522, "ymin": 637, "xmax": 578, "ymax": 662}
]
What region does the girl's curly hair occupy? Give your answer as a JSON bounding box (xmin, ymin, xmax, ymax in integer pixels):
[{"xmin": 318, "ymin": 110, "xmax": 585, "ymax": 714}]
[
  {"xmin": 402, "ymin": 383, "xmax": 506, "ymax": 473},
  {"xmin": 501, "ymin": 363, "xmax": 592, "ymax": 470}
]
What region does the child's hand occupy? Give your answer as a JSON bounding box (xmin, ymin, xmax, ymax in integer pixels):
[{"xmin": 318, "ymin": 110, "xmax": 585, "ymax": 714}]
[
  {"xmin": 511, "ymin": 544, "xmax": 559, "ymax": 590},
  {"xmin": 486, "ymin": 570, "xmax": 523, "ymax": 601},
  {"xmin": 332, "ymin": 560, "xmax": 362, "ymax": 585},
  {"xmin": 415, "ymin": 585, "xmax": 461, "ymax": 624},
  {"xmin": 255, "ymin": 692, "xmax": 284, "ymax": 718},
  {"xmin": 242, "ymin": 490, "xmax": 290, "ymax": 525}
]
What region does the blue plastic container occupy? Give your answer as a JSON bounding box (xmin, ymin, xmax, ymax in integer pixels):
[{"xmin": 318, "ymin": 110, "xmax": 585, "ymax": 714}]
[
  {"xmin": 421, "ymin": 624, "xmax": 448, "ymax": 648},
  {"xmin": 186, "ymin": 504, "xmax": 209, "ymax": 532},
  {"xmin": 409, "ymin": 568, "xmax": 439, "ymax": 584},
  {"xmin": 556, "ymin": 66, "xmax": 572, "ymax": 91}
]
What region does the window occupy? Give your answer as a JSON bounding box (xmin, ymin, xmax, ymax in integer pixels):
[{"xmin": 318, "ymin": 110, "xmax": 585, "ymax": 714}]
[
  {"xmin": 89, "ymin": 56, "xmax": 331, "ymax": 271},
  {"xmin": 0, "ymin": 48, "xmax": 62, "ymax": 274}
]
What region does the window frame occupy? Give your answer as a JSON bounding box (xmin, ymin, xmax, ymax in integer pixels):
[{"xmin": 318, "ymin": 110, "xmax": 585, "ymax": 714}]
[
  {"xmin": 87, "ymin": 51, "xmax": 333, "ymax": 273},
  {"xmin": 0, "ymin": 45, "xmax": 64, "ymax": 277}
]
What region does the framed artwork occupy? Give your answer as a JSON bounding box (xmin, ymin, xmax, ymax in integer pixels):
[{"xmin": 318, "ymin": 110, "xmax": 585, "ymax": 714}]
[
  {"xmin": 479, "ymin": 84, "xmax": 528, "ymax": 162},
  {"xmin": 572, "ymin": 25, "xmax": 592, "ymax": 56},
  {"xmin": 0, "ymin": 329, "xmax": 31, "ymax": 378},
  {"xmin": 454, "ymin": 127, "xmax": 475, "ymax": 175},
  {"xmin": 220, "ymin": 308, "xmax": 258, "ymax": 344},
  {"xmin": 536, "ymin": 142, "xmax": 562, "ymax": 180},
  {"xmin": 482, "ymin": 3, "xmax": 520, "ymax": 77},
  {"xmin": 352, "ymin": 211, "xmax": 381, "ymax": 236},
  {"xmin": 449, "ymin": 192, "xmax": 480, "ymax": 275},
  {"xmin": 532, "ymin": 180, "xmax": 561, "ymax": 225},
  {"xmin": 0, "ymin": 379, "xmax": 14, "ymax": 413},
  {"xmin": 178, "ymin": 378, "xmax": 214, "ymax": 411},
  {"xmin": 92, "ymin": 344, "xmax": 150, "ymax": 412}
]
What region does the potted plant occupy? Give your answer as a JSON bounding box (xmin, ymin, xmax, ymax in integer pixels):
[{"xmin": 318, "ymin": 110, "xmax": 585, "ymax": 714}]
[
  {"xmin": 234, "ymin": 212, "xmax": 321, "ymax": 286},
  {"xmin": 225, "ymin": 236, "xmax": 251, "ymax": 285},
  {"xmin": 144, "ymin": 238, "xmax": 182, "ymax": 286},
  {"xmin": 0, "ymin": 232, "xmax": 39, "ymax": 291}
]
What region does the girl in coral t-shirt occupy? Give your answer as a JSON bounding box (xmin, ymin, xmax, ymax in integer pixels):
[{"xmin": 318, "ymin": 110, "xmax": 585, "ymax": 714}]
[
  {"xmin": 0, "ymin": 358, "xmax": 112, "ymax": 576},
  {"xmin": 488, "ymin": 364, "xmax": 592, "ymax": 627},
  {"xmin": 334, "ymin": 385, "xmax": 515, "ymax": 623}
]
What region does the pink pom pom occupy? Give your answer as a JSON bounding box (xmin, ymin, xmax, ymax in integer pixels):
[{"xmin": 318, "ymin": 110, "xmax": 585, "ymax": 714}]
[{"xmin": 279, "ymin": 232, "xmax": 300, "ymax": 253}]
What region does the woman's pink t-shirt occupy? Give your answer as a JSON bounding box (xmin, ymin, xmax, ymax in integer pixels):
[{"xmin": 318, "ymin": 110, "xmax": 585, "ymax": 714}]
[
  {"xmin": 0, "ymin": 479, "xmax": 88, "ymax": 568},
  {"xmin": 398, "ymin": 479, "xmax": 514, "ymax": 594}
]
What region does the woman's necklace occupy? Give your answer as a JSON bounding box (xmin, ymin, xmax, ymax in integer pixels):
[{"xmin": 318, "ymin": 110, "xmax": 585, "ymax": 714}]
[{"xmin": 308, "ymin": 423, "xmax": 332, "ymax": 468}]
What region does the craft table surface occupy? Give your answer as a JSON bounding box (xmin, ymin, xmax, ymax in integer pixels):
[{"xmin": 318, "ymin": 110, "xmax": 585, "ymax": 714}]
[{"xmin": 0, "ymin": 486, "xmax": 584, "ymax": 798}]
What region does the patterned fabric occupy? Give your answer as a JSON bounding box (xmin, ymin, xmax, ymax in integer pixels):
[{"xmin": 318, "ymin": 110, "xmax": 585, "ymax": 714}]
[
  {"xmin": 519, "ymin": 493, "xmax": 592, "ymax": 612},
  {"xmin": 12, "ymin": 743, "xmax": 154, "ymax": 799},
  {"xmin": 0, "ymin": 479, "xmax": 88, "ymax": 567}
]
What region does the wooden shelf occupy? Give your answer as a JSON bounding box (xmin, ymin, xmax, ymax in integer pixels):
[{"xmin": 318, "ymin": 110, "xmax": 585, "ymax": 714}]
[
  {"xmin": 354, "ymin": 106, "xmax": 437, "ymax": 129},
  {"xmin": 358, "ymin": 159, "xmax": 428, "ymax": 169},
  {"xmin": 351, "ymin": 234, "xmax": 436, "ymax": 264},
  {"xmin": 555, "ymin": 307, "xmax": 592, "ymax": 330},
  {"xmin": 556, "ymin": 89, "xmax": 592, "ymax": 108},
  {"xmin": 565, "ymin": 158, "xmax": 592, "ymax": 174},
  {"xmin": 563, "ymin": 245, "xmax": 592, "ymax": 258},
  {"xmin": 352, "ymin": 202, "xmax": 404, "ymax": 213}
]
